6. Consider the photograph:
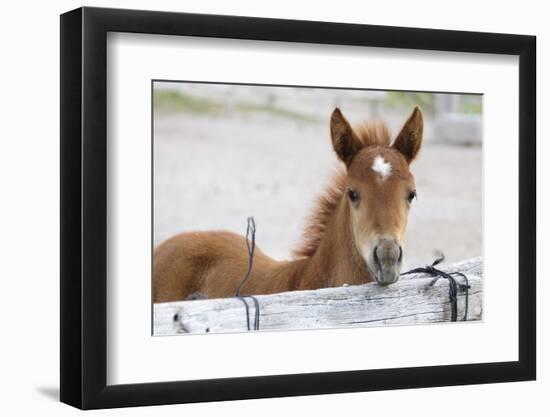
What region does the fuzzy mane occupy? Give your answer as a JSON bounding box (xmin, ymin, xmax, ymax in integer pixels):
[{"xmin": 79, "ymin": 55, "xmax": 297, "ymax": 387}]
[{"xmin": 292, "ymin": 121, "xmax": 391, "ymax": 259}]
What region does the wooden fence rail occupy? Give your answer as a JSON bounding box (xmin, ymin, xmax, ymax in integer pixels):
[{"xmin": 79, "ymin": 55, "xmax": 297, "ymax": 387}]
[{"xmin": 154, "ymin": 257, "xmax": 482, "ymax": 335}]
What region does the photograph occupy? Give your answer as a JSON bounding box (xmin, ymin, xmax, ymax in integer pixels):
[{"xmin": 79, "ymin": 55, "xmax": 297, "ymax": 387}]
[
  {"xmin": 55, "ymin": 4, "xmax": 537, "ymax": 411},
  {"xmin": 152, "ymin": 81, "xmax": 483, "ymax": 335}
]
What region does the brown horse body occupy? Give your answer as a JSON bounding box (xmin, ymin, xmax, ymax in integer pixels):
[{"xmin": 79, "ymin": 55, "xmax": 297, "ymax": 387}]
[{"xmin": 153, "ymin": 107, "xmax": 423, "ymax": 303}]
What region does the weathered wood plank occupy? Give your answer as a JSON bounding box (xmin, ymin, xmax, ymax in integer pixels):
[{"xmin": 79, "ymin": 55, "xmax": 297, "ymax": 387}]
[{"xmin": 154, "ymin": 257, "xmax": 482, "ymax": 335}]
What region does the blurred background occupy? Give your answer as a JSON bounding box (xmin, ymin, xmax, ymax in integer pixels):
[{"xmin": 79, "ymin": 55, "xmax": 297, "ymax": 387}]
[{"xmin": 153, "ymin": 82, "xmax": 482, "ymax": 270}]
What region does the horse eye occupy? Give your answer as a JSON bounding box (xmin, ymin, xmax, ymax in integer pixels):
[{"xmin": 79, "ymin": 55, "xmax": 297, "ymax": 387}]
[
  {"xmin": 407, "ymin": 190, "xmax": 417, "ymax": 203},
  {"xmin": 348, "ymin": 189, "xmax": 360, "ymax": 203}
]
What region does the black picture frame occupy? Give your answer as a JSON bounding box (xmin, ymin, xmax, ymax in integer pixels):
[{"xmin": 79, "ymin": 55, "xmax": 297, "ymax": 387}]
[{"xmin": 60, "ymin": 6, "xmax": 536, "ymax": 410}]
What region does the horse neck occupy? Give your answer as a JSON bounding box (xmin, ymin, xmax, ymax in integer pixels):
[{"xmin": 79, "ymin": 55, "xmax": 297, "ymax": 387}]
[{"xmin": 297, "ymin": 198, "xmax": 371, "ymax": 289}]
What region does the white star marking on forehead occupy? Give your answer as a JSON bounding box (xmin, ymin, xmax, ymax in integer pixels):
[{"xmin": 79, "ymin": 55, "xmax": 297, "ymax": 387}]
[{"xmin": 372, "ymin": 155, "xmax": 392, "ymax": 180}]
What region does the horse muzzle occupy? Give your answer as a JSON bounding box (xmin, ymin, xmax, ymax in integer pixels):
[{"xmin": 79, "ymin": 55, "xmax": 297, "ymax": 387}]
[{"xmin": 370, "ymin": 239, "xmax": 403, "ymax": 286}]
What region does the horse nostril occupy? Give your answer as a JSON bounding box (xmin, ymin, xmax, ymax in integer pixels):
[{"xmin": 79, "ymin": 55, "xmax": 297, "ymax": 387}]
[
  {"xmin": 398, "ymin": 246, "xmax": 403, "ymax": 263},
  {"xmin": 373, "ymin": 245, "xmax": 381, "ymax": 268}
]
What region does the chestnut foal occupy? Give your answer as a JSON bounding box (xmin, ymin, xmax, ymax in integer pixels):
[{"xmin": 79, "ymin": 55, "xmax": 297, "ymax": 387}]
[{"xmin": 153, "ymin": 107, "xmax": 423, "ymax": 302}]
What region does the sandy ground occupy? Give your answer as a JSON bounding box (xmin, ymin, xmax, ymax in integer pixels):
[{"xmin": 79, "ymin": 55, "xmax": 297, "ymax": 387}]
[{"xmin": 154, "ymin": 113, "xmax": 481, "ymax": 270}]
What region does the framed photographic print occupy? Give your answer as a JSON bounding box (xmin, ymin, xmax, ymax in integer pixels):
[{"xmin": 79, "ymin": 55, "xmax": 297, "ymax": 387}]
[{"xmin": 60, "ymin": 6, "xmax": 536, "ymax": 409}]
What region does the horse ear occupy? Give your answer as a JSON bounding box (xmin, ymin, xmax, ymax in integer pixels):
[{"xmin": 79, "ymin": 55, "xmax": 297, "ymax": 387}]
[
  {"xmin": 330, "ymin": 108, "xmax": 363, "ymax": 167},
  {"xmin": 393, "ymin": 106, "xmax": 423, "ymax": 163}
]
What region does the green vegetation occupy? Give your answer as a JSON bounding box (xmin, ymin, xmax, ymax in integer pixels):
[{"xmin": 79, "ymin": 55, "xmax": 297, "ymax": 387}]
[
  {"xmin": 154, "ymin": 88, "xmax": 316, "ymax": 122},
  {"xmin": 384, "ymin": 91, "xmax": 482, "ymax": 115},
  {"xmin": 384, "ymin": 92, "xmax": 437, "ymax": 113},
  {"xmin": 153, "ymin": 89, "xmax": 224, "ymax": 115},
  {"xmin": 458, "ymin": 97, "xmax": 483, "ymax": 114}
]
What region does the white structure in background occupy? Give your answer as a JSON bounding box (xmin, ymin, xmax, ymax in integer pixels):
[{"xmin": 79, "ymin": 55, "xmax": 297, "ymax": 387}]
[{"xmin": 433, "ymin": 94, "xmax": 482, "ymax": 146}]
